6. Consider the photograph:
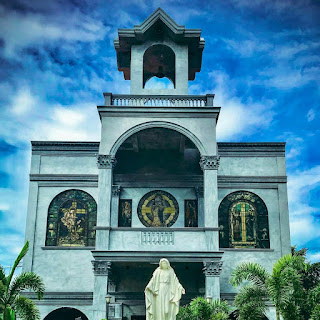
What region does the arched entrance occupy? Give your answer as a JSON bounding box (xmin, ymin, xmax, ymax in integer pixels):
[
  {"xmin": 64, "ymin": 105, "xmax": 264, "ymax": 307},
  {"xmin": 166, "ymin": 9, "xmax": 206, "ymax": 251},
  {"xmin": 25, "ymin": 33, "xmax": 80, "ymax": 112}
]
[{"xmin": 44, "ymin": 307, "xmax": 88, "ymax": 320}]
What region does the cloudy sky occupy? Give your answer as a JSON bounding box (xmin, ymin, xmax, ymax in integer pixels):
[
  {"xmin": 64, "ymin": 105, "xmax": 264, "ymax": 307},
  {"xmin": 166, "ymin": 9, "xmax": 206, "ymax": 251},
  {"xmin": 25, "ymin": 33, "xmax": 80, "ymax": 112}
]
[{"xmin": 0, "ymin": 0, "xmax": 319, "ymax": 269}]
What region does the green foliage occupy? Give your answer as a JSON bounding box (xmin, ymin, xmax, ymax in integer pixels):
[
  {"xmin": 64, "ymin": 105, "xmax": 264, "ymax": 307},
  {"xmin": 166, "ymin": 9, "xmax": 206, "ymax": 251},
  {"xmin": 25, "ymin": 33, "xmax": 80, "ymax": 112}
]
[
  {"xmin": 230, "ymin": 251, "xmax": 320, "ymax": 320},
  {"xmin": 210, "ymin": 299, "xmax": 230, "ymax": 320},
  {"xmin": 230, "ymin": 262, "xmax": 268, "ymax": 288},
  {"xmin": 190, "ymin": 297, "xmax": 212, "ymax": 320},
  {"xmin": 177, "ymin": 305, "xmax": 193, "ymax": 320},
  {"xmin": 0, "ymin": 241, "xmax": 45, "ymax": 320},
  {"xmin": 311, "ymin": 305, "xmax": 320, "ymax": 320},
  {"xmin": 177, "ymin": 297, "xmax": 230, "ymax": 320},
  {"xmin": 233, "ymin": 284, "xmax": 267, "ymax": 320}
]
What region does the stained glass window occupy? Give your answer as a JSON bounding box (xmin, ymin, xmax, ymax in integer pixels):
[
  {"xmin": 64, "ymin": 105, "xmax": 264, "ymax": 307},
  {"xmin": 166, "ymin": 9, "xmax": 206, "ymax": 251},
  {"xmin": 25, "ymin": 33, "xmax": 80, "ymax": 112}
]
[
  {"xmin": 46, "ymin": 189, "xmax": 97, "ymax": 247},
  {"xmin": 219, "ymin": 191, "xmax": 270, "ymax": 249},
  {"xmin": 137, "ymin": 190, "xmax": 179, "ymax": 227},
  {"xmin": 118, "ymin": 200, "xmax": 132, "ymax": 227},
  {"xmin": 185, "ymin": 200, "xmax": 198, "ymax": 227}
]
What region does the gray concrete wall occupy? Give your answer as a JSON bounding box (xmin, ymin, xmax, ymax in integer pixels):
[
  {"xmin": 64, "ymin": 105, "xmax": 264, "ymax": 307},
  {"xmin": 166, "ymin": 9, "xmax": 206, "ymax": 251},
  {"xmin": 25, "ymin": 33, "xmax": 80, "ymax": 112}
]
[{"xmin": 24, "ymin": 143, "xmax": 290, "ymax": 320}]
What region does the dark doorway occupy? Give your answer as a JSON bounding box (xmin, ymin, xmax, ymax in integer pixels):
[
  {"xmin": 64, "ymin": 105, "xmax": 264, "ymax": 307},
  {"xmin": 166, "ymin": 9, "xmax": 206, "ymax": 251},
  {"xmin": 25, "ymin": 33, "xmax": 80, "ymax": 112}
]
[
  {"xmin": 131, "ymin": 316, "xmax": 146, "ymax": 320},
  {"xmin": 44, "ymin": 307, "xmax": 89, "ymax": 320}
]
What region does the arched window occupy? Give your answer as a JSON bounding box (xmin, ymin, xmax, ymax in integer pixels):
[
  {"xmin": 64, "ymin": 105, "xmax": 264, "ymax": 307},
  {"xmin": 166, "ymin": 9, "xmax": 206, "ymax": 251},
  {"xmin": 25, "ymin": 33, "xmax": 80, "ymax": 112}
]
[
  {"xmin": 219, "ymin": 191, "xmax": 270, "ymax": 249},
  {"xmin": 45, "ymin": 189, "xmax": 97, "ymax": 247}
]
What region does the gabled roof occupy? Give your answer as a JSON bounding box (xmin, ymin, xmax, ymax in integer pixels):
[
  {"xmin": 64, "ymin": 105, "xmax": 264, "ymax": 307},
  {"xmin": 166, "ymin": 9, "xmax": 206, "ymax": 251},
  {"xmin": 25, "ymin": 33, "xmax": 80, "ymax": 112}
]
[{"xmin": 114, "ymin": 8, "xmax": 205, "ymax": 81}]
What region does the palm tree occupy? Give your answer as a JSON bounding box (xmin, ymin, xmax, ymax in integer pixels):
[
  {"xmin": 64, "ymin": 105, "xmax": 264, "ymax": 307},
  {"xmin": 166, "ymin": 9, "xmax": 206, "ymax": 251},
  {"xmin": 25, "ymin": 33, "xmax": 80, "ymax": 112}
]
[
  {"xmin": 0, "ymin": 241, "xmax": 45, "ymax": 320},
  {"xmin": 230, "ymin": 254, "xmax": 306, "ymax": 320}
]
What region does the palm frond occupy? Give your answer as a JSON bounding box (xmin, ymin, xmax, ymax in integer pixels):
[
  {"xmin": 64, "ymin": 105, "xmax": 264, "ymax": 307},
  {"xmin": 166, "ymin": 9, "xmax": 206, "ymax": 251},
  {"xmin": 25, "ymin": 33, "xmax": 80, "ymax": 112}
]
[
  {"xmin": 0, "ymin": 266, "xmax": 6, "ymax": 285},
  {"xmin": 211, "ymin": 299, "xmax": 230, "ymax": 315},
  {"xmin": 8, "ymin": 272, "xmax": 44, "ymax": 302},
  {"xmin": 234, "ymin": 284, "xmax": 267, "ymax": 320},
  {"xmin": 6, "ymin": 242, "xmax": 29, "ymax": 289},
  {"xmin": 15, "ymin": 296, "xmax": 40, "ymax": 320},
  {"xmin": 273, "ymin": 254, "xmax": 306, "ymax": 276},
  {"xmin": 230, "ymin": 262, "xmax": 268, "ymax": 288}
]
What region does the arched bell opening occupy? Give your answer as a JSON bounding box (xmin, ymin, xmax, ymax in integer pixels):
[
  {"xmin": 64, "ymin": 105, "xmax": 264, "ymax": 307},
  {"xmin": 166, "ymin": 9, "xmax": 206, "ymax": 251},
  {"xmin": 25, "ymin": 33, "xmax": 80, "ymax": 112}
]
[
  {"xmin": 143, "ymin": 44, "xmax": 175, "ymax": 88},
  {"xmin": 44, "ymin": 307, "xmax": 88, "ymax": 320},
  {"xmin": 144, "ymin": 76, "xmax": 174, "ymax": 89},
  {"xmin": 114, "ymin": 127, "xmax": 202, "ymax": 177}
]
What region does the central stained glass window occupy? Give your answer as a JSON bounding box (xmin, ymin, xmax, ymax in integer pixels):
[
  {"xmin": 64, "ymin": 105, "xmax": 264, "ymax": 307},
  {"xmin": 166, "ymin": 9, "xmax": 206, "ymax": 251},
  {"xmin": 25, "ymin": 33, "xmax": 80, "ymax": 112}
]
[{"xmin": 137, "ymin": 190, "xmax": 179, "ymax": 227}]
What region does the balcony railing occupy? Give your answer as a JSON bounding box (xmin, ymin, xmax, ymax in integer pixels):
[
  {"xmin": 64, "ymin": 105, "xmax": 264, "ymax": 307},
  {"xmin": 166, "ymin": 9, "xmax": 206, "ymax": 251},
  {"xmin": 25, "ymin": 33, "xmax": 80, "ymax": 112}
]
[{"xmin": 103, "ymin": 93, "xmax": 215, "ymax": 107}]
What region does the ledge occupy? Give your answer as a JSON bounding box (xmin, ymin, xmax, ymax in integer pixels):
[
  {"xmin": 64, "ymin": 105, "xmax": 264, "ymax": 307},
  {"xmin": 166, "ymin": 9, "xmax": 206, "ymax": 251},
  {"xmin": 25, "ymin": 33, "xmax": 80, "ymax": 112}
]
[
  {"xmin": 94, "ymin": 227, "xmax": 219, "ymax": 231},
  {"xmin": 222, "ymin": 248, "xmax": 274, "ymax": 252},
  {"xmin": 218, "ymin": 142, "xmax": 286, "ymax": 157},
  {"xmin": 92, "ymin": 250, "xmax": 224, "ymax": 262},
  {"xmin": 42, "ymin": 246, "xmax": 95, "ymax": 250}
]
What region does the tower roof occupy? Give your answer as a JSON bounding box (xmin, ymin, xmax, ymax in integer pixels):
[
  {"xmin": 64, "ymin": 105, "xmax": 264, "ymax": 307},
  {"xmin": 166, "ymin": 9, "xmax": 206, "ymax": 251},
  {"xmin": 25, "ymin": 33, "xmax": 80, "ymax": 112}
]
[{"xmin": 114, "ymin": 8, "xmax": 205, "ymax": 81}]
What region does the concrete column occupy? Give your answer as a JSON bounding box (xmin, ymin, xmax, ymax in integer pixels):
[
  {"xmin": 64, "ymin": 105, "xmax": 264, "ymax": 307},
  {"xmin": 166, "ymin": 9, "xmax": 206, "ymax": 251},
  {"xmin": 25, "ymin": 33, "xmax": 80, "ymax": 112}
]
[
  {"xmin": 200, "ymin": 156, "xmax": 220, "ymax": 250},
  {"xmin": 96, "ymin": 155, "xmax": 116, "ymax": 250},
  {"xmin": 92, "ymin": 260, "xmax": 111, "ymax": 320},
  {"xmin": 203, "ymin": 261, "xmax": 223, "ymax": 300},
  {"xmin": 111, "ymin": 186, "xmax": 121, "ymax": 227}
]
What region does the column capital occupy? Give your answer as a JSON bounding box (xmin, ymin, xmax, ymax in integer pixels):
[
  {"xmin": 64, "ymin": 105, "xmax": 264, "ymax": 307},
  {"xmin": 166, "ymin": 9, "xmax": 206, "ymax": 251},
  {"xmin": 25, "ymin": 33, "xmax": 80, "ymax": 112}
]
[
  {"xmin": 92, "ymin": 260, "xmax": 111, "ymax": 275},
  {"xmin": 200, "ymin": 156, "xmax": 220, "ymax": 170},
  {"xmin": 112, "ymin": 185, "xmax": 121, "ymax": 196},
  {"xmin": 97, "ymin": 154, "xmax": 117, "ymax": 169},
  {"xmin": 203, "ymin": 261, "xmax": 223, "ymax": 276}
]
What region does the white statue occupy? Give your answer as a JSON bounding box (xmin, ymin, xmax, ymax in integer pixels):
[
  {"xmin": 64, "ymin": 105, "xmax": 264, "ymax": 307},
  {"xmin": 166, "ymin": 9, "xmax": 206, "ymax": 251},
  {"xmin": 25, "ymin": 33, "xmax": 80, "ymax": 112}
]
[{"xmin": 145, "ymin": 258, "xmax": 185, "ymax": 320}]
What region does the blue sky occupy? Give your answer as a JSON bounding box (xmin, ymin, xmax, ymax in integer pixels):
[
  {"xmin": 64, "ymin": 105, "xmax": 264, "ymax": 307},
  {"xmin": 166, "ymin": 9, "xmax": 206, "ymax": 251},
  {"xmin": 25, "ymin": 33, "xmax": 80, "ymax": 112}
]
[{"xmin": 0, "ymin": 0, "xmax": 319, "ymax": 269}]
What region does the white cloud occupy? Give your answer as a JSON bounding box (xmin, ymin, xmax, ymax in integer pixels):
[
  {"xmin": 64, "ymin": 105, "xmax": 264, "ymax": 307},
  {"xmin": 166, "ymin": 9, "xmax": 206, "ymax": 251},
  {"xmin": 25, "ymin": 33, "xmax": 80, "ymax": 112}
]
[
  {"xmin": 11, "ymin": 87, "xmax": 36, "ymax": 115},
  {"xmin": 307, "ymin": 252, "xmax": 320, "ymax": 263},
  {"xmin": 209, "ymin": 70, "xmax": 274, "ymax": 140},
  {"xmin": 0, "ymin": 4, "xmax": 110, "ymax": 58},
  {"xmin": 307, "ymin": 108, "xmax": 315, "ymax": 122},
  {"xmin": 287, "ymin": 165, "xmax": 320, "ymax": 252},
  {"xmin": 231, "ymin": 0, "xmax": 311, "ymax": 14}
]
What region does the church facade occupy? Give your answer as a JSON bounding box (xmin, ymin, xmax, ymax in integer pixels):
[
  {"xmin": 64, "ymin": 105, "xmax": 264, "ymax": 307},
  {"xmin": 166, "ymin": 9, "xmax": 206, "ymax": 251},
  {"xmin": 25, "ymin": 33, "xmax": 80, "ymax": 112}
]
[{"xmin": 23, "ymin": 8, "xmax": 291, "ymax": 320}]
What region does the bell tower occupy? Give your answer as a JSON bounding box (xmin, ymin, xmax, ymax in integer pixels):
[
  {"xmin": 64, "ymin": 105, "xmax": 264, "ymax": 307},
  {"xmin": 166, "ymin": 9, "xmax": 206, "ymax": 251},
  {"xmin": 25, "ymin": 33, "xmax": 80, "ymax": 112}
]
[{"xmin": 114, "ymin": 8, "xmax": 205, "ymax": 95}]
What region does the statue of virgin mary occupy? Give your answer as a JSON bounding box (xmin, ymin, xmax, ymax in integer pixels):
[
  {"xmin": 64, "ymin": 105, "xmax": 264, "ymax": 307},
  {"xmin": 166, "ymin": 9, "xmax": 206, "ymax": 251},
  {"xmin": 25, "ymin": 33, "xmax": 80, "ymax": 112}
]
[{"xmin": 145, "ymin": 258, "xmax": 185, "ymax": 320}]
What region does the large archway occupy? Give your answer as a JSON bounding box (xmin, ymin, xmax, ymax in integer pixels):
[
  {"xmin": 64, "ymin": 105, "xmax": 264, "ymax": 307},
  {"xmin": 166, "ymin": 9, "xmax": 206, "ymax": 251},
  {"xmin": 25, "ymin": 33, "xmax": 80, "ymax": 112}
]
[
  {"xmin": 114, "ymin": 127, "xmax": 202, "ymax": 177},
  {"xmin": 44, "ymin": 307, "xmax": 88, "ymax": 320}
]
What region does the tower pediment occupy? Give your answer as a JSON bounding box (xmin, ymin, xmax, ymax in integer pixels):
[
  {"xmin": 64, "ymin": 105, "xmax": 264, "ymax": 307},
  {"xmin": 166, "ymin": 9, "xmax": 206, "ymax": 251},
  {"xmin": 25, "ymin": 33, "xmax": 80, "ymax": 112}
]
[{"xmin": 114, "ymin": 8, "xmax": 205, "ymax": 81}]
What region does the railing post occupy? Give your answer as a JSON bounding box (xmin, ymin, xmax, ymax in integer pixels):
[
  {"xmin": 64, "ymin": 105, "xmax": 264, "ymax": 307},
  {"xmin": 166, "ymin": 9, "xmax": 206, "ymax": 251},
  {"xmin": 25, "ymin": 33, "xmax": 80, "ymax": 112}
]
[
  {"xmin": 206, "ymin": 94, "xmax": 215, "ymax": 106},
  {"xmin": 104, "ymin": 92, "xmax": 113, "ymax": 106}
]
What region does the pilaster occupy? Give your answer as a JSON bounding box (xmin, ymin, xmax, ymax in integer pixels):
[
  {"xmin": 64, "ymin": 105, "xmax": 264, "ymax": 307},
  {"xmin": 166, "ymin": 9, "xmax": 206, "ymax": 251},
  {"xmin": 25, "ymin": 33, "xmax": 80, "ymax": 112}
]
[
  {"xmin": 200, "ymin": 156, "xmax": 220, "ymax": 250},
  {"xmin": 195, "ymin": 186, "xmax": 204, "ymax": 228},
  {"xmin": 111, "ymin": 185, "xmax": 121, "ymax": 227},
  {"xmin": 203, "ymin": 261, "xmax": 223, "ymax": 300},
  {"xmin": 96, "ymin": 155, "xmax": 116, "ymax": 249},
  {"xmin": 92, "ymin": 260, "xmax": 111, "ymax": 320}
]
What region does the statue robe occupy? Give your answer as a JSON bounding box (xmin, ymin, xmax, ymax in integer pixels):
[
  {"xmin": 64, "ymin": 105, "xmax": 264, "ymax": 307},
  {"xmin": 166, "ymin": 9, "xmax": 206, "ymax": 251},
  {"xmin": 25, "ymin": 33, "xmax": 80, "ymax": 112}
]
[{"xmin": 145, "ymin": 267, "xmax": 184, "ymax": 320}]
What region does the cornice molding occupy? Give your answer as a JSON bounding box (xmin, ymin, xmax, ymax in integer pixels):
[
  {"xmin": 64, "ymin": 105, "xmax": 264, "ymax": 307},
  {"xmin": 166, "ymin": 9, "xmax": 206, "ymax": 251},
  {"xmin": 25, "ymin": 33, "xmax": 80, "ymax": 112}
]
[
  {"xmin": 32, "ymin": 141, "xmax": 99, "ymax": 152},
  {"xmin": 218, "ymin": 142, "xmax": 286, "ymax": 157}
]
